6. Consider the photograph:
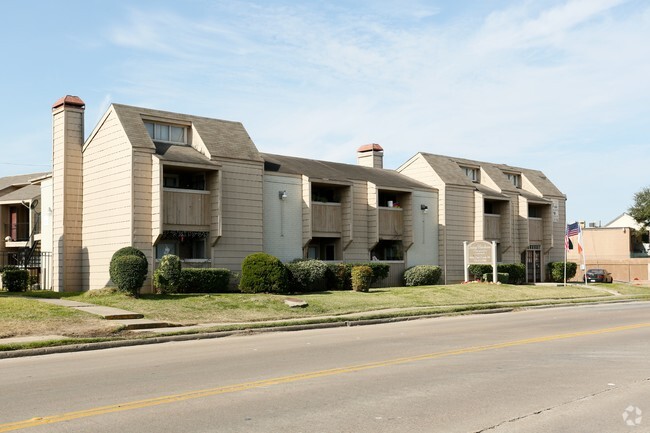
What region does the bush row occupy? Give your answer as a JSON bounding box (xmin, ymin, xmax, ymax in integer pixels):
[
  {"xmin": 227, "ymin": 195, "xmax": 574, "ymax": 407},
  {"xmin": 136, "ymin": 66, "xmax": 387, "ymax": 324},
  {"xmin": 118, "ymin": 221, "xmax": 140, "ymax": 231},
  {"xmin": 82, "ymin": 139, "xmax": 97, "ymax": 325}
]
[{"xmin": 467, "ymin": 263, "xmax": 526, "ymax": 285}]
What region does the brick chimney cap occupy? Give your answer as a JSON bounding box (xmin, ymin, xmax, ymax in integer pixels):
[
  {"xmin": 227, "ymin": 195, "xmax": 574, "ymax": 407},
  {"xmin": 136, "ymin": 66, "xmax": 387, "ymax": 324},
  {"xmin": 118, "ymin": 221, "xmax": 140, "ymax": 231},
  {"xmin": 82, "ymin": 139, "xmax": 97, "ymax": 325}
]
[
  {"xmin": 357, "ymin": 143, "xmax": 384, "ymax": 153},
  {"xmin": 52, "ymin": 95, "xmax": 85, "ymax": 110}
]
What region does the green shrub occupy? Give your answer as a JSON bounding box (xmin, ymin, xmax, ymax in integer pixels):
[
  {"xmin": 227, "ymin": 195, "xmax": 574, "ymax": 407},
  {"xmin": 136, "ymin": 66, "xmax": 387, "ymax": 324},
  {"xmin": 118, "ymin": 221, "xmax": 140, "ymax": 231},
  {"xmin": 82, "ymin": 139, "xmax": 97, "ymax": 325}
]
[
  {"xmin": 497, "ymin": 263, "xmax": 526, "ymax": 285},
  {"xmin": 547, "ymin": 261, "xmax": 577, "ymax": 282},
  {"xmin": 179, "ymin": 268, "xmax": 231, "ymax": 293},
  {"xmin": 468, "ymin": 264, "xmax": 492, "ymax": 280},
  {"xmin": 482, "ymin": 272, "xmax": 509, "ymax": 284},
  {"xmin": 351, "ymin": 266, "xmax": 373, "ymax": 292},
  {"xmin": 1, "ymin": 268, "xmax": 29, "ymax": 292},
  {"xmin": 468, "ymin": 263, "xmax": 525, "ymax": 285},
  {"xmin": 326, "ymin": 262, "xmax": 390, "ymax": 290},
  {"xmin": 109, "ymin": 246, "xmax": 148, "ymax": 288},
  {"xmin": 286, "ymin": 260, "xmax": 330, "ymax": 292},
  {"xmin": 154, "ymin": 254, "xmax": 182, "ymax": 294},
  {"xmin": 110, "ymin": 255, "xmax": 148, "ymax": 296},
  {"xmin": 403, "ymin": 265, "xmax": 442, "ymax": 286},
  {"xmin": 239, "ymin": 252, "xmax": 291, "ymax": 294}
]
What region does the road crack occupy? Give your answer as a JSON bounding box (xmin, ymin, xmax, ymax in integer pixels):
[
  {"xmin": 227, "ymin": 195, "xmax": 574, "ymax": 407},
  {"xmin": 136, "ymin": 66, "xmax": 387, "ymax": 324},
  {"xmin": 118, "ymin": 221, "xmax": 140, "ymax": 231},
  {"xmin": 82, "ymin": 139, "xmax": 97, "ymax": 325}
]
[{"xmin": 472, "ymin": 377, "xmax": 650, "ymax": 432}]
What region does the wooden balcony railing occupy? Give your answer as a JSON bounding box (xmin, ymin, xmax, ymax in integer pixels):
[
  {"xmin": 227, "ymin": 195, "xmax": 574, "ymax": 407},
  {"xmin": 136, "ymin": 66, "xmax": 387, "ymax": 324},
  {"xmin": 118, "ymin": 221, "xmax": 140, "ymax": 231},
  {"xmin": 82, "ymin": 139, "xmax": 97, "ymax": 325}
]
[
  {"xmin": 379, "ymin": 207, "xmax": 403, "ymax": 239},
  {"xmin": 163, "ymin": 189, "xmax": 210, "ymax": 227},
  {"xmin": 311, "ymin": 202, "xmax": 341, "ymax": 235},
  {"xmin": 484, "ymin": 214, "xmax": 501, "ymax": 240},
  {"xmin": 529, "ymin": 217, "xmax": 543, "ymax": 243}
]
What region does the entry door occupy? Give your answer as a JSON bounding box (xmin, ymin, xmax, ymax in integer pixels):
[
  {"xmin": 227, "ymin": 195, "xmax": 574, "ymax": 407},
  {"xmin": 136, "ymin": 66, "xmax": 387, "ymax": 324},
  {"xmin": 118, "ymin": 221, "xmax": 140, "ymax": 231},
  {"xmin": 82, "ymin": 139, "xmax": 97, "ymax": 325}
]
[
  {"xmin": 9, "ymin": 206, "xmax": 18, "ymax": 240},
  {"xmin": 525, "ymin": 250, "xmax": 542, "ymax": 283}
]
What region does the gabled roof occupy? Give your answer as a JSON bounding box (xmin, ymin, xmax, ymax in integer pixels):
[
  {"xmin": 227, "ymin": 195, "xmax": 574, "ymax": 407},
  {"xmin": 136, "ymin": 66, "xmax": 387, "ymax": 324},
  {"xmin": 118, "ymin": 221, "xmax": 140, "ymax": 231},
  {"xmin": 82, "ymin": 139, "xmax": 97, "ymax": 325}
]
[
  {"xmin": 154, "ymin": 142, "xmax": 221, "ymax": 168},
  {"xmin": 0, "ymin": 184, "xmax": 41, "ymax": 203},
  {"xmin": 111, "ymin": 104, "xmax": 263, "ymax": 162},
  {"xmin": 0, "ymin": 172, "xmax": 48, "ymax": 199},
  {"xmin": 416, "ymin": 153, "xmax": 563, "ymax": 198},
  {"xmin": 262, "ymin": 153, "xmax": 435, "ymax": 191}
]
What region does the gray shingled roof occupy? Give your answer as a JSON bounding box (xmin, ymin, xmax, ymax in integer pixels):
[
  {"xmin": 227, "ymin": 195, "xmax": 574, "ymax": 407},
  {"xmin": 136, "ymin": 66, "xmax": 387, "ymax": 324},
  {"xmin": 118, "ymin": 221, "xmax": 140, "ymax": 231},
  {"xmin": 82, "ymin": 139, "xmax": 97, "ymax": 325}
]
[
  {"xmin": 112, "ymin": 104, "xmax": 263, "ymax": 162},
  {"xmin": 0, "ymin": 184, "xmax": 41, "ymax": 202},
  {"xmin": 154, "ymin": 143, "xmax": 220, "ymax": 167},
  {"xmin": 262, "ymin": 153, "xmax": 435, "ymax": 191},
  {"xmin": 0, "ymin": 172, "xmax": 48, "ymax": 198},
  {"xmin": 419, "ymin": 153, "xmax": 563, "ymax": 198}
]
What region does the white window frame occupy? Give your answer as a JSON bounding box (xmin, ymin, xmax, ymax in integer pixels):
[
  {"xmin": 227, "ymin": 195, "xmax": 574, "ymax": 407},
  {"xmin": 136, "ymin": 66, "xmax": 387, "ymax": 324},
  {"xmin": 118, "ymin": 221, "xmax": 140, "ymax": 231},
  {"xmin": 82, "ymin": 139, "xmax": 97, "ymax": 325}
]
[
  {"xmin": 144, "ymin": 121, "xmax": 188, "ymax": 145},
  {"xmin": 461, "ymin": 166, "xmax": 479, "ymax": 183},
  {"xmin": 506, "ymin": 173, "xmax": 522, "ymax": 188}
]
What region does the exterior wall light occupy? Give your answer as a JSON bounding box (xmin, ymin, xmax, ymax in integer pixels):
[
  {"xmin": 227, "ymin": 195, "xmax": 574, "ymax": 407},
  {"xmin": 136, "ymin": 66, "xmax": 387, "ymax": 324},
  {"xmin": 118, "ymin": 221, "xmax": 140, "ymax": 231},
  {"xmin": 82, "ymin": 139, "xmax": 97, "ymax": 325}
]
[
  {"xmin": 279, "ymin": 190, "xmax": 288, "ymax": 200},
  {"xmin": 420, "ymin": 204, "xmax": 429, "ymax": 213}
]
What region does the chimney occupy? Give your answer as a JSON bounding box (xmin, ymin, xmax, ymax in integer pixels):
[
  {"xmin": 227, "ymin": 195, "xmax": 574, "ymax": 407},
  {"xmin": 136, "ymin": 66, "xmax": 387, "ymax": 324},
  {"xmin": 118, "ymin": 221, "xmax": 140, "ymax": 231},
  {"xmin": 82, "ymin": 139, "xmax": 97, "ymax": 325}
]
[
  {"xmin": 357, "ymin": 143, "xmax": 384, "ymax": 169},
  {"xmin": 51, "ymin": 95, "xmax": 85, "ymax": 292}
]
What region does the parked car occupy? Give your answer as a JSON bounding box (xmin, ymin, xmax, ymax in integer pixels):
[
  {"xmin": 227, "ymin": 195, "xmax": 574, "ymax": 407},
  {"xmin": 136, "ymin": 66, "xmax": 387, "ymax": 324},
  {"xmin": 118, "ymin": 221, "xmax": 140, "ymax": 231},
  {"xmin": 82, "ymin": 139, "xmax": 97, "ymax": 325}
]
[{"xmin": 585, "ymin": 268, "xmax": 613, "ymax": 283}]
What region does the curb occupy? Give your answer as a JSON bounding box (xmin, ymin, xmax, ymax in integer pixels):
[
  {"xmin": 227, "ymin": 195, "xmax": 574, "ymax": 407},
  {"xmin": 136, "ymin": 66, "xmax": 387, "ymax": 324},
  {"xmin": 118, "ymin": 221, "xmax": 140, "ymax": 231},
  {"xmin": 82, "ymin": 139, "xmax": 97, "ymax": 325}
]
[{"xmin": 1, "ymin": 299, "xmax": 645, "ymax": 360}]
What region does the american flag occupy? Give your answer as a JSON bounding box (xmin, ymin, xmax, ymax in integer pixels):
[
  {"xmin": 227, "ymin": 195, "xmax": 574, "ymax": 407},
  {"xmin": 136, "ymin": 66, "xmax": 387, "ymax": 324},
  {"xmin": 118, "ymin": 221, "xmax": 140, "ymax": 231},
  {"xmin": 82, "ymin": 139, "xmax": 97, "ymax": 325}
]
[{"xmin": 566, "ymin": 222, "xmax": 581, "ymax": 237}]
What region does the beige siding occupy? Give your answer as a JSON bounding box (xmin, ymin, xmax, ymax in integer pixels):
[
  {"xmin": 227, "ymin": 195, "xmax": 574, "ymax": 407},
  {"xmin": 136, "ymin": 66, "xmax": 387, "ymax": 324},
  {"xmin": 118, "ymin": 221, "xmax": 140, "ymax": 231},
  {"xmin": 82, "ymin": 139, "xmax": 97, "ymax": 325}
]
[
  {"xmin": 343, "ymin": 181, "xmax": 371, "ymax": 261},
  {"xmin": 474, "ymin": 192, "xmax": 484, "ymax": 240},
  {"xmin": 210, "ymin": 159, "xmax": 264, "ymax": 271},
  {"xmin": 81, "ymin": 109, "xmax": 135, "ymax": 291},
  {"xmin": 401, "ymin": 192, "xmax": 413, "ymax": 250},
  {"xmin": 366, "ymin": 182, "xmax": 378, "ymax": 247},
  {"xmin": 209, "ymin": 170, "xmax": 222, "ymax": 245},
  {"xmin": 444, "ymin": 186, "xmax": 476, "ymax": 282},
  {"xmin": 340, "ymin": 185, "xmax": 354, "ymax": 251},
  {"xmin": 52, "ymin": 106, "xmax": 84, "ymax": 292}
]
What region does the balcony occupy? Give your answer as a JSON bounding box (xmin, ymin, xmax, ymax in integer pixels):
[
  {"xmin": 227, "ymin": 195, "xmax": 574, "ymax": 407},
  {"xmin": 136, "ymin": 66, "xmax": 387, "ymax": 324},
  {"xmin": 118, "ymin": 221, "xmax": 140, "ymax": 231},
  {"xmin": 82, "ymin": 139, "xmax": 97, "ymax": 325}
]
[
  {"xmin": 529, "ymin": 217, "xmax": 543, "ymax": 243},
  {"xmin": 311, "ymin": 202, "xmax": 341, "ymax": 237},
  {"xmin": 378, "ymin": 207, "xmax": 404, "ymax": 239},
  {"xmin": 163, "ymin": 188, "xmax": 210, "ymax": 228},
  {"xmin": 484, "ymin": 214, "xmax": 501, "ymax": 240}
]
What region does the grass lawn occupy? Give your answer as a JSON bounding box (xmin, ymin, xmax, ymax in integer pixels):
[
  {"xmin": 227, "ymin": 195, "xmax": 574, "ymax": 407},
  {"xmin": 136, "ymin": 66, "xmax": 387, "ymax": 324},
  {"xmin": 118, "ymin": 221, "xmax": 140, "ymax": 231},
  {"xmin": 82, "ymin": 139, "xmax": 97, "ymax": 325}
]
[
  {"xmin": 0, "ymin": 296, "xmax": 122, "ymax": 339},
  {"xmin": 2, "ymin": 282, "xmax": 648, "ymax": 345}
]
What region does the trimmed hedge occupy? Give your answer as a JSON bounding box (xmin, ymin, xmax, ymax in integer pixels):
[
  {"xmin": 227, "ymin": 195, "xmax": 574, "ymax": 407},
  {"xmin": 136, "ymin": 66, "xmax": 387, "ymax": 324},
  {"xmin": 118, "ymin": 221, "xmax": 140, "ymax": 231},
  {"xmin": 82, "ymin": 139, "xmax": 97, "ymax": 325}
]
[
  {"xmin": 286, "ymin": 260, "xmax": 329, "ymax": 292},
  {"xmin": 110, "ymin": 255, "xmax": 148, "ymax": 296},
  {"xmin": 154, "ymin": 255, "xmax": 182, "ymax": 294},
  {"xmin": 403, "ymin": 265, "xmax": 442, "ymax": 286},
  {"xmin": 482, "ymin": 272, "xmax": 509, "ymax": 284},
  {"xmin": 547, "ymin": 261, "xmax": 577, "ymax": 282},
  {"xmin": 109, "ymin": 246, "xmax": 149, "ymax": 296},
  {"xmin": 467, "ymin": 263, "xmax": 526, "ymax": 285},
  {"xmin": 326, "ymin": 262, "xmax": 390, "ymax": 290},
  {"xmin": 351, "ymin": 266, "xmax": 372, "ymax": 292},
  {"xmin": 239, "ymin": 252, "xmax": 291, "ymax": 294},
  {"xmin": 1, "ymin": 268, "xmax": 29, "ymax": 292},
  {"xmin": 179, "ymin": 268, "xmax": 231, "ymax": 293}
]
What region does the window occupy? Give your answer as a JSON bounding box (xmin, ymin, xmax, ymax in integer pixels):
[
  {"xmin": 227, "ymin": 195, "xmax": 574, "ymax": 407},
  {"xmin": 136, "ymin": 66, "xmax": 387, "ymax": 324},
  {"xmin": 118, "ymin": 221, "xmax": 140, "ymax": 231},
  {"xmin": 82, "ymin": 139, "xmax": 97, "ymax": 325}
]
[
  {"xmin": 371, "ymin": 240, "xmax": 404, "ymax": 261},
  {"xmin": 306, "ymin": 238, "xmax": 339, "ymax": 260},
  {"xmin": 311, "ymin": 185, "xmax": 341, "ymax": 203},
  {"xmin": 506, "ymin": 173, "xmax": 521, "ymax": 188},
  {"xmin": 144, "ymin": 121, "xmax": 187, "ymax": 145},
  {"xmin": 162, "ymin": 171, "xmax": 206, "ymax": 190},
  {"xmin": 156, "ymin": 231, "xmax": 208, "ymax": 260},
  {"xmin": 378, "ymin": 191, "xmax": 402, "ymax": 208},
  {"xmin": 461, "ymin": 166, "xmax": 479, "ymax": 182},
  {"xmin": 528, "ymin": 205, "xmax": 543, "ymax": 218}
]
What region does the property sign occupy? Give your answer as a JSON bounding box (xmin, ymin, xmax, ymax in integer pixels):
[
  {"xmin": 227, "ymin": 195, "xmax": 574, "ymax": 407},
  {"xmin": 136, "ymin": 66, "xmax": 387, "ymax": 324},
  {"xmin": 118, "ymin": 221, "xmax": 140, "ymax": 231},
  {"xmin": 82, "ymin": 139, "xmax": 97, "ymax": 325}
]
[
  {"xmin": 467, "ymin": 240, "xmax": 493, "ymax": 265},
  {"xmin": 464, "ymin": 240, "xmax": 498, "ymax": 282}
]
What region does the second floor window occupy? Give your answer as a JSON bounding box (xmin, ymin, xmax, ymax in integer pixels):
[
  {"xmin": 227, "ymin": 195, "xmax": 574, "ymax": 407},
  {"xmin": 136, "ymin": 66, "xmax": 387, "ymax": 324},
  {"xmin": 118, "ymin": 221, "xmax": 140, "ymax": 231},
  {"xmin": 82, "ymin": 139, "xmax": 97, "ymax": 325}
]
[
  {"xmin": 145, "ymin": 121, "xmax": 187, "ymax": 145},
  {"xmin": 506, "ymin": 173, "xmax": 522, "ymax": 188},
  {"xmin": 461, "ymin": 166, "xmax": 479, "ymax": 182}
]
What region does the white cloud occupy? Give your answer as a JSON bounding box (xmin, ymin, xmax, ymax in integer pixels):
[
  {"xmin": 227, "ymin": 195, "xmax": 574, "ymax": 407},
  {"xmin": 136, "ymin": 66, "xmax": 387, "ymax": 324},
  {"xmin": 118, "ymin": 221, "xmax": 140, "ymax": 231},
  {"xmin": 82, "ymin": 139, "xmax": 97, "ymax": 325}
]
[{"xmin": 103, "ymin": 0, "xmax": 650, "ymax": 222}]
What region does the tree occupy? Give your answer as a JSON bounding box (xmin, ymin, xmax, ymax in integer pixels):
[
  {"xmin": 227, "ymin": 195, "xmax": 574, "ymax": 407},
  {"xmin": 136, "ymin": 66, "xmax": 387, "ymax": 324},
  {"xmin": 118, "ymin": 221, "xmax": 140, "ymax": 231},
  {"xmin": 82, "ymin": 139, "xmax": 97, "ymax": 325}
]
[
  {"xmin": 629, "ymin": 186, "xmax": 650, "ymax": 227},
  {"xmin": 628, "ymin": 187, "xmax": 650, "ymax": 245}
]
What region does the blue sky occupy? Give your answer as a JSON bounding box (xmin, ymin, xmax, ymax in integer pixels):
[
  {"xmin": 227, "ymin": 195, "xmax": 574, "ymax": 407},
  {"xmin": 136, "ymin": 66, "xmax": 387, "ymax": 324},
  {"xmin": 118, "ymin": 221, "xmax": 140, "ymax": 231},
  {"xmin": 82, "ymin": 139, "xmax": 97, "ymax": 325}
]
[{"xmin": 1, "ymin": 0, "xmax": 648, "ymax": 225}]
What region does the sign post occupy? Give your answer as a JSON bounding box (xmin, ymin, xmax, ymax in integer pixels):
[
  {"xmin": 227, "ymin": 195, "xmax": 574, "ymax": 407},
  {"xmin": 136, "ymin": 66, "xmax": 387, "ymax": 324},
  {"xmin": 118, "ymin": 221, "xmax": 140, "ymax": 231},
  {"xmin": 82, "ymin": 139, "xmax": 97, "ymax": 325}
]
[{"xmin": 465, "ymin": 240, "xmax": 497, "ymax": 283}]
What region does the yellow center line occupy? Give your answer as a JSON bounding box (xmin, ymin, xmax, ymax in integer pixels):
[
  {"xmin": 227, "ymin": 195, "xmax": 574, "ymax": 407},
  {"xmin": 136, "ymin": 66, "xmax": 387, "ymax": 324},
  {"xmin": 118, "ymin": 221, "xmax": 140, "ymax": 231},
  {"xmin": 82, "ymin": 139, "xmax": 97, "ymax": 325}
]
[{"xmin": 2, "ymin": 322, "xmax": 650, "ymax": 432}]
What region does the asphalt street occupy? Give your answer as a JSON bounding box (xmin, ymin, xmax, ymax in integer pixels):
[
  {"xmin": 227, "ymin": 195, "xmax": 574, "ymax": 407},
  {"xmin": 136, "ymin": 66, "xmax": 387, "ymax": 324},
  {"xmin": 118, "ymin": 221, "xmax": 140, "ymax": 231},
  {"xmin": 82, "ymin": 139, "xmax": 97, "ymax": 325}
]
[{"xmin": 1, "ymin": 302, "xmax": 649, "ymax": 432}]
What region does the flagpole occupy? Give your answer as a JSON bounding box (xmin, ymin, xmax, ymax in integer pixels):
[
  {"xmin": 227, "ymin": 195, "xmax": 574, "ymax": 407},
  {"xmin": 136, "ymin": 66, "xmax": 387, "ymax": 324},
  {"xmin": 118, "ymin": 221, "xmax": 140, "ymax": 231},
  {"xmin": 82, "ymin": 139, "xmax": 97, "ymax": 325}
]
[{"xmin": 564, "ymin": 231, "xmax": 569, "ymax": 287}]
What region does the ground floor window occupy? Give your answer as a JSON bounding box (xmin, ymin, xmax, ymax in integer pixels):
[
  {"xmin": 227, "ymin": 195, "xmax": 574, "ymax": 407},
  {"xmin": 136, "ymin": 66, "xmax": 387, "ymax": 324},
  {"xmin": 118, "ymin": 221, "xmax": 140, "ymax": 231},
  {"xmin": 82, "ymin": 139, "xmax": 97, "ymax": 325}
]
[
  {"xmin": 306, "ymin": 238, "xmax": 339, "ymax": 260},
  {"xmin": 371, "ymin": 240, "xmax": 404, "ymax": 261},
  {"xmin": 156, "ymin": 231, "xmax": 208, "ymax": 260}
]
